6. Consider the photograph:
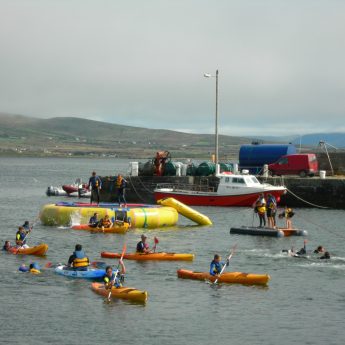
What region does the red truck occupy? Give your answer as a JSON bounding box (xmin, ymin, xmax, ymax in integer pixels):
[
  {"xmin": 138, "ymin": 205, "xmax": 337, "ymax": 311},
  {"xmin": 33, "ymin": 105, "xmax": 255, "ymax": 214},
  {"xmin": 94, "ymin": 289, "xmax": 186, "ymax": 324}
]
[{"xmin": 268, "ymin": 154, "xmax": 318, "ymax": 177}]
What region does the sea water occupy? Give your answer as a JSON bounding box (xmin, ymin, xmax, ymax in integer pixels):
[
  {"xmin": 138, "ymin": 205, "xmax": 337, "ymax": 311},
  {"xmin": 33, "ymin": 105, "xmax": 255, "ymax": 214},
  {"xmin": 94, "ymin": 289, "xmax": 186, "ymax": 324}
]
[{"xmin": 0, "ymin": 157, "xmax": 344, "ymax": 345}]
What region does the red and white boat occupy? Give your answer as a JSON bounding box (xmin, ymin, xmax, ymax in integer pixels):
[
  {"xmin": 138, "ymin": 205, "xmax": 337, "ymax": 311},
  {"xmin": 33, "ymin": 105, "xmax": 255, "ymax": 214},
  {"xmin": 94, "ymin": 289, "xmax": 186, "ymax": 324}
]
[{"xmin": 154, "ymin": 173, "xmax": 286, "ymax": 207}]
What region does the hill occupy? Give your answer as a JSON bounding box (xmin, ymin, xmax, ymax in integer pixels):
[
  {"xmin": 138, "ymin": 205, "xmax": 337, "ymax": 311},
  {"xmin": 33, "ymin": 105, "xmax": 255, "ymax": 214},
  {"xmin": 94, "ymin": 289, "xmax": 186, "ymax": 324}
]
[{"xmin": 0, "ymin": 113, "xmax": 251, "ymax": 159}]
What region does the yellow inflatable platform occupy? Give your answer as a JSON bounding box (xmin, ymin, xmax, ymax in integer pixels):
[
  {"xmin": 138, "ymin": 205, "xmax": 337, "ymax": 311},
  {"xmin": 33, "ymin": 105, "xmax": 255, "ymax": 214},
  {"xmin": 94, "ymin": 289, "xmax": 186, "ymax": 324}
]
[
  {"xmin": 40, "ymin": 202, "xmax": 178, "ymax": 229},
  {"xmin": 157, "ymin": 198, "xmax": 212, "ymax": 226}
]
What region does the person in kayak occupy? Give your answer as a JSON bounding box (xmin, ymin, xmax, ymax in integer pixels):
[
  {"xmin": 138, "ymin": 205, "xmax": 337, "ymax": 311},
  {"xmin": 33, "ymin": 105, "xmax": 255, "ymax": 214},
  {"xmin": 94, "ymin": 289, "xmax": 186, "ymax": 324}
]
[
  {"xmin": 254, "ymin": 194, "xmax": 266, "ymax": 228},
  {"xmin": 88, "ymin": 171, "xmax": 102, "ymax": 205},
  {"xmin": 89, "ymin": 212, "xmax": 99, "ymax": 228},
  {"xmin": 22, "ymin": 220, "xmax": 32, "ymax": 231},
  {"xmin": 97, "ymin": 214, "xmax": 113, "ymax": 229},
  {"xmin": 116, "ymin": 174, "xmax": 127, "ymax": 207},
  {"xmin": 209, "ymin": 254, "xmax": 229, "ymax": 276},
  {"xmin": 136, "ymin": 234, "xmax": 150, "ymax": 253},
  {"xmin": 103, "ymin": 261, "xmax": 126, "ymax": 289},
  {"xmin": 68, "ymin": 244, "xmax": 90, "ymax": 270},
  {"xmin": 15, "ymin": 226, "xmax": 30, "ymax": 248}
]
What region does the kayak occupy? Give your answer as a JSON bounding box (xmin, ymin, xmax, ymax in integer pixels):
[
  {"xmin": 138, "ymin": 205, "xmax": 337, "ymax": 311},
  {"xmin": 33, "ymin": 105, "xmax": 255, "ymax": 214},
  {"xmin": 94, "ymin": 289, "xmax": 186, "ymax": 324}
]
[
  {"xmin": 54, "ymin": 265, "xmax": 105, "ymax": 279},
  {"xmin": 71, "ymin": 222, "xmax": 129, "ymax": 234},
  {"xmin": 101, "ymin": 251, "xmax": 195, "ymax": 261},
  {"xmin": 8, "ymin": 243, "xmax": 48, "ymax": 256},
  {"xmin": 91, "ymin": 282, "xmax": 148, "ymax": 303},
  {"xmin": 177, "ymin": 269, "xmax": 270, "ymax": 286}
]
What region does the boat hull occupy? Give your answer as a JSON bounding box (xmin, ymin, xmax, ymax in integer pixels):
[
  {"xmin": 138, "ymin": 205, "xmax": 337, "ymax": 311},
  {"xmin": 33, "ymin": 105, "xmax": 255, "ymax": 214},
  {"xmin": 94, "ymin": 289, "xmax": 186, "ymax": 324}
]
[
  {"xmin": 230, "ymin": 226, "xmax": 307, "ymax": 237},
  {"xmin": 177, "ymin": 269, "xmax": 270, "ymax": 286},
  {"xmin": 54, "ymin": 265, "xmax": 105, "ymax": 279},
  {"xmin": 101, "ymin": 251, "xmax": 195, "ymax": 261},
  {"xmin": 91, "ymin": 282, "xmax": 148, "ymax": 302},
  {"xmin": 8, "ymin": 243, "xmax": 48, "ymax": 256},
  {"xmin": 154, "ymin": 190, "xmax": 285, "ymax": 207}
]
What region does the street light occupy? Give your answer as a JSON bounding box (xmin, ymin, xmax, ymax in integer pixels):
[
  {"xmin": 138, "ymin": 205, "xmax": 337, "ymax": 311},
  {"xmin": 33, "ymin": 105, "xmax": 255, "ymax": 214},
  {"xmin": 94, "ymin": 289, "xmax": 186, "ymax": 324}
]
[{"xmin": 204, "ymin": 70, "xmax": 219, "ymax": 166}]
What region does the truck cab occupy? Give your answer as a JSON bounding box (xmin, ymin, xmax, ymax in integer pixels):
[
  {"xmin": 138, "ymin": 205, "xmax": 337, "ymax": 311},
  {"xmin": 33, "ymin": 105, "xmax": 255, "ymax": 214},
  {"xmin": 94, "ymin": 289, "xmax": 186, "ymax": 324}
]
[{"xmin": 268, "ymin": 154, "xmax": 318, "ymax": 177}]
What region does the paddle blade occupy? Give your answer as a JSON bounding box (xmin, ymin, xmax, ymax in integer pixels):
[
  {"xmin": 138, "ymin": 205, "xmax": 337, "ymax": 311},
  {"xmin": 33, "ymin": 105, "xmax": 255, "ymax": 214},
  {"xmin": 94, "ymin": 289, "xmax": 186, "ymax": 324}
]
[
  {"xmin": 120, "ymin": 243, "xmax": 127, "ymax": 260},
  {"xmin": 45, "ymin": 262, "xmax": 53, "ymax": 268},
  {"xmin": 154, "ymin": 237, "xmax": 159, "ymax": 244}
]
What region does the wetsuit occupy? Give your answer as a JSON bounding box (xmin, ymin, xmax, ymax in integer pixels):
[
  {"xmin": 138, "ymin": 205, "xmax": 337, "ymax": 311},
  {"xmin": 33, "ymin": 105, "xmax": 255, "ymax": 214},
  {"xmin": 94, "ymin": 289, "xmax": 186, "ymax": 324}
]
[
  {"xmin": 136, "ymin": 241, "xmax": 149, "ymax": 253},
  {"xmin": 116, "ymin": 177, "xmax": 127, "ymax": 205},
  {"xmin": 88, "ymin": 175, "xmax": 102, "ymax": 204},
  {"xmin": 89, "ymin": 215, "xmax": 98, "ymax": 228}
]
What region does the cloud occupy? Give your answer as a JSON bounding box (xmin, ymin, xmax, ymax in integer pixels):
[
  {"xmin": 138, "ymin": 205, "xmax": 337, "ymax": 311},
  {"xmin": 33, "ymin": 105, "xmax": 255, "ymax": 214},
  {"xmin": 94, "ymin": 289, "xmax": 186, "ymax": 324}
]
[{"xmin": 0, "ymin": 0, "xmax": 344, "ymax": 136}]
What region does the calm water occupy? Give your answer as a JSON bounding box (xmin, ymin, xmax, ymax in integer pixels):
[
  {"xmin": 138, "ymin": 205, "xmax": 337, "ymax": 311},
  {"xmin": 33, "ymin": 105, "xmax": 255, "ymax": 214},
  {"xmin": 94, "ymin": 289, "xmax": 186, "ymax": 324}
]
[{"xmin": 0, "ymin": 157, "xmax": 344, "ymax": 345}]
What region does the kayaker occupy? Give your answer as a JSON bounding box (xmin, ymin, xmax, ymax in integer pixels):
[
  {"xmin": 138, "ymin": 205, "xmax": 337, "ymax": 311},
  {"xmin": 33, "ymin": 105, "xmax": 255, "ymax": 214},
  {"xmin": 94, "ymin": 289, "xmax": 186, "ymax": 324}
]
[
  {"xmin": 116, "ymin": 174, "xmax": 127, "ymax": 207},
  {"xmin": 15, "ymin": 226, "xmax": 30, "ymax": 248},
  {"xmin": 103, "ymin": 262, "xmax": 126, "ymax": 289},
  {"xmin": 97, "ymin": 214, "xmax": 113, "ymax": 229},
  {"xmin": 89, "ymin": 212, "xmax": 99, "ymax": 228},
  {"xmin": 279, "ymin": 206, "xmax": 295, "ymax": 229},
  {"xmin": 314, "ymin": 246, "xmax": 325, "ymax": 254},
  {"xmin": 29, "ymin": 262, "xmax": 41, "ymax": 274},
  {"xmin": 68, "ymin": 244, "xmax": 90, "ymax": 270},
  {"xmin": 2, "ymin": 241, "xmax": 12, "ymax": 251},
  {"xmin": 254, "ymin": 194, "xmax": 266, "ymax": 228},
  {"xmin": 209, "ymin": 254, "xmax": 229, "ymax": 276},
  {"xmin": 319, "ymin": 251, "xmax": 331, "ymax": 260},
  {"xmin": 266, "ymin": 193, "xmax": 277, "ymax": 228},
  {"xmin": 88, "ymin": 171, "xmax": 102, "ymax": 205},
  {"xmin": 136, "ymin": 234, "xmax": 150, "ymax": 254},
  {"xmin": 22, "ymin": 220, "xmax": 32, "ymax": 231}
]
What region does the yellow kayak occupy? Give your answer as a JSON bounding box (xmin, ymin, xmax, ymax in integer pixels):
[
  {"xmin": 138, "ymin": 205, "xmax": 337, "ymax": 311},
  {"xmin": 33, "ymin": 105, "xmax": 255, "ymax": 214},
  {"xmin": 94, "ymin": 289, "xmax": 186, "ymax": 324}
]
[
  {"xmin": 71, "ymin": 223, "xmax": 129, "ymax": 234},
  {"xmin": 177, "ymin": 269, "xmax": 270, "ymax": 286},
  {"xmin": 91, "ymin": 282, "xmax": 148, "ymax": 303}
]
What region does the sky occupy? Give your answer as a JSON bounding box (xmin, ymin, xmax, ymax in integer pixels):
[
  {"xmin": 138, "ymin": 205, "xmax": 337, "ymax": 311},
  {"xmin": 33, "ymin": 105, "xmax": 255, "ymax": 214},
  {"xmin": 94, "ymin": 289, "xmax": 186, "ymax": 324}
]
[{"xmin": 0, "ymin": 0, "xmax": 344, "ymax": 136}]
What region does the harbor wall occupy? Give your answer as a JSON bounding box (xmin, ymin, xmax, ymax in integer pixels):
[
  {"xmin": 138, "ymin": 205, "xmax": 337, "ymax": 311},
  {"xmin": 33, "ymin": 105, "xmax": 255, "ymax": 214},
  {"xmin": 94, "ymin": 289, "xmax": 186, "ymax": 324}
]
[
  {"xmin": 316, "ymin": 152, "xmax": 345, "ymax": 175},
  {"xmin": 100, "ymin": 175, "xmax": 345, "ymax": 209}
]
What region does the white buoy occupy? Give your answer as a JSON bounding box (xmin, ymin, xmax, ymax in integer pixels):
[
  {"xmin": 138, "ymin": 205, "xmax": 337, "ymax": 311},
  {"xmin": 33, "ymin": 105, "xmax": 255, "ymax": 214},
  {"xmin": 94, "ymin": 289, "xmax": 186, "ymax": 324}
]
[
  {"xmin": 130, "ymin": 162, "xmax": 139, "ymax": 176},
  {"xmin": 319, "ymin": 170, "xmax": 326, "ymax": 179}
]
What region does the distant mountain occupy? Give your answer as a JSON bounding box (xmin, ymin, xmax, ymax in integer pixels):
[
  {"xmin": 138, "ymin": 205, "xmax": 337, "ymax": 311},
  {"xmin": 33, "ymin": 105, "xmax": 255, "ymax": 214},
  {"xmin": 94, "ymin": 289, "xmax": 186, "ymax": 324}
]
[
  {"xmin": 250, "ymin": 133, "xmax": 345, "ymax": 148},
  {"xmin": 0, "ymin": 113, "xmax": 252, "ymax": 159}
]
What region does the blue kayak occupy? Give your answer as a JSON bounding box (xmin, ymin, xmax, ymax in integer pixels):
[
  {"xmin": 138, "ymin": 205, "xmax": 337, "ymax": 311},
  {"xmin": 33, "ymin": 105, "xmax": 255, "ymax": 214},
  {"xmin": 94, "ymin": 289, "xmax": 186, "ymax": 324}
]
[{"xmin": 54, "ymin": 265, "xmax": 105, "ymax": 279}]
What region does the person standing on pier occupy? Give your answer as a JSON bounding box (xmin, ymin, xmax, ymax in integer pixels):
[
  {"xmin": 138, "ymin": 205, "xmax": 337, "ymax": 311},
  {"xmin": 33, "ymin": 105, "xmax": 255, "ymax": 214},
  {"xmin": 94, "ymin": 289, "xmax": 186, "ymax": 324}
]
[
  {"xmin": 254, "ymin": 194, "xmax": 267, "ymax": 227},
  {"xmin": 88, "ymin": 171, "xmax": 102, "ymax": 205},
  {"xmin": 116, "ymin": 174, "xmax": 127, "ymax": 207}
]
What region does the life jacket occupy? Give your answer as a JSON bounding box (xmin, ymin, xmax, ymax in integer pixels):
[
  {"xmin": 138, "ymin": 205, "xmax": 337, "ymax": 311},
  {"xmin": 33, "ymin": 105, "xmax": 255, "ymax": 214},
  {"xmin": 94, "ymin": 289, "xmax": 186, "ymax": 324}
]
[
  {"xmin": 285, "ymin": 208, "xmax": 294, "ymax": 218},
  {"xmin": 210, "ymin": 260, "xmax": 222, "ymax": 275},
  {"xmin": 116, "ymin": 176, "xmax": 123, "ymax": 188},
  {"xmin": 100, "ymin": 218, "xmax": 112, "ymax": 227},
  {"xmin": 72, "ymin": 250, "xmax": 89, "ymax": 268},
  {"xmin": 267, "ymin": 197, "xmax": 277, "ymax": 210},
  {"xmin": 136, "ymin": 241, "xmax": 149, "ymax": 253},
  {"xmin": 16, "ymin": 231, "xmax": 26, "ymax": 245},
  {"xmin": 29, "ymin": 268, "xmax": 41, "ymax": 274},
  {"xmin": 104, "ymin": 273, "xmax": 121, "ymax": 288}
]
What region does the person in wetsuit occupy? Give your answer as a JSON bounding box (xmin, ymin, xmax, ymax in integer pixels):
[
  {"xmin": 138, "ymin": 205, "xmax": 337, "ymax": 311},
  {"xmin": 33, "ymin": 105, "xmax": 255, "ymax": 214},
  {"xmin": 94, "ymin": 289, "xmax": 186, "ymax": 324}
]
[{"xmin": 88, "ymin": 171, "xmax": 102, "ymax": 205}]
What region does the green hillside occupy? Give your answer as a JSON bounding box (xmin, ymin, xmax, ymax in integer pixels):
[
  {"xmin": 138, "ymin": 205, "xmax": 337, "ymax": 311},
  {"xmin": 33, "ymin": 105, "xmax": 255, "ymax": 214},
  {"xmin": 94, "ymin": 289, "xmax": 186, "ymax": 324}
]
[{"xmin": 0, "ymin": 113, "xmax": 251, "ymax": 159}]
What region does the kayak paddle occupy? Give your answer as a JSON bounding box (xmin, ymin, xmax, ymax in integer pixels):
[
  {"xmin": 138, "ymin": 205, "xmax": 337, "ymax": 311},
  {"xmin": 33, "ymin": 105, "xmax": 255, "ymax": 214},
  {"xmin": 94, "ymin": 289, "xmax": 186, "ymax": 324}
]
[
  {"xmin": 107, "ymin": 243, "xmax": 127, "ymax": 302},
  {"xmin": 214, "ymin": 244, "xmax": 237, "ymax": 285},
  {"xmin": 153, "ymin": 237, "xmax": 159, "ymax": 253}
]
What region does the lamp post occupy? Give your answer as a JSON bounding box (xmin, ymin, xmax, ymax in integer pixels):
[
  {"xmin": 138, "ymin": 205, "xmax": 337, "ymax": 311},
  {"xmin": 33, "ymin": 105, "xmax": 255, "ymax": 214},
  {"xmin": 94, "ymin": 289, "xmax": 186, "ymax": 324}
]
[{"xmin": 204, "ymin": 70, "xmax": 219, "ymax": 165}]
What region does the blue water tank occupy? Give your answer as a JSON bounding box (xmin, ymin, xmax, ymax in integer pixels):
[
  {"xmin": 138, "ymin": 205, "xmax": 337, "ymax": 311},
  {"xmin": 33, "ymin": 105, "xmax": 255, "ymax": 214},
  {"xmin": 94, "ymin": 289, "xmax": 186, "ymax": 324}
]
[{"xmin": 239, "ymin": 144, "xmax": 297, "ymax": 173}]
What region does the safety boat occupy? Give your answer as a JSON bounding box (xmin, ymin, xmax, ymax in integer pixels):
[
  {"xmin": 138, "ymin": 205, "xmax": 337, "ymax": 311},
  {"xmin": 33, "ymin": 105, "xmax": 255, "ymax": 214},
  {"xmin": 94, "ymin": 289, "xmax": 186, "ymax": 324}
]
[
  {"xmin": 154, "ymin": 173, "xmax": 286, "ymax": 207},
  {"xmin": 230, "ymin": 226, "xmax": 308, "ymax": 237},
  {"xmin": 177, "ymin": 269, "xmax": 270, "ymax": 286}
]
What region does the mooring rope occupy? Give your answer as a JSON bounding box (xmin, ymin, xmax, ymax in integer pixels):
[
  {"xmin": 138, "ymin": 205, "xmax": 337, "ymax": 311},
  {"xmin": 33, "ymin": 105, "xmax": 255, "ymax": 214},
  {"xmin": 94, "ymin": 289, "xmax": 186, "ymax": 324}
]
[{"xmin": 286, "ymin": 187, "xmax": 330, "ymax": 209}]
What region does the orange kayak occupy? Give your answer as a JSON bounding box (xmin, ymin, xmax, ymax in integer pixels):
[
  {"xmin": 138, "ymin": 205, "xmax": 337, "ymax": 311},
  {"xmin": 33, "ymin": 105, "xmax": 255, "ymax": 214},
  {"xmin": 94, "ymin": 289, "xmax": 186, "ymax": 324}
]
[
  {"xmin": 71, "ymin": 222, "xmax": 129, "ymax": 234},
  {"xmin": 91, "ymin": 282, "xmax": 148, "ymax": 303},
  {"xmin": 8, "ymin": 243, "xmax": 48, "ymax": 256},
  {"xmin": 177, "ymin": 269, "xmax": 270, "ymax": 286},
  {"xmin": 101, "ymin": 251, "xmax": 195, "ymax": 261}
]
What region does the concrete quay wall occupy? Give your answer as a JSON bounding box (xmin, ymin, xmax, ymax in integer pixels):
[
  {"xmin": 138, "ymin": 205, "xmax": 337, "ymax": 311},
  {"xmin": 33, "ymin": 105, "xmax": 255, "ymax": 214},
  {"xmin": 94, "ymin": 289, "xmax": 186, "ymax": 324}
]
[{"xmin": 99, "ymin": 175, "xmax": 345, "ymax": 209}]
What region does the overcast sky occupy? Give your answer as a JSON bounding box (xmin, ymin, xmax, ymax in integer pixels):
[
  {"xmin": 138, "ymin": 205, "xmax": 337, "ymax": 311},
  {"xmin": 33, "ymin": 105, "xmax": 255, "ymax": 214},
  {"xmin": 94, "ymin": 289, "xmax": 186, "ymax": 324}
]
[{"xmin": 0, "ymin": 0, "xmax": 344, "ymax": 136}]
